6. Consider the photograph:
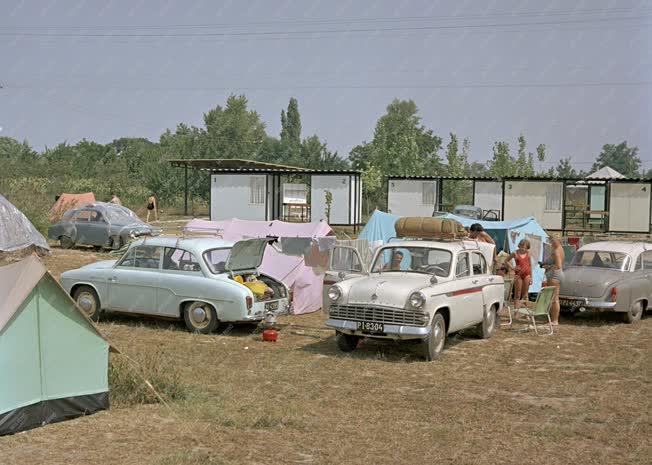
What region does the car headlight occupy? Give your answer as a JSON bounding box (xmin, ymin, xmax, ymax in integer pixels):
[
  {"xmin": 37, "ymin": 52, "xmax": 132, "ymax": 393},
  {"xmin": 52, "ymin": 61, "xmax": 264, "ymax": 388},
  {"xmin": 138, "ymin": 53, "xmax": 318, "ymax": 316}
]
[
  {"xmin": 328, "ymin": 286, "xmax": 342, "ymax": 303},
  {"xmin": 409, "ymin": 292, "xmax": 426, "ymax": 309}
]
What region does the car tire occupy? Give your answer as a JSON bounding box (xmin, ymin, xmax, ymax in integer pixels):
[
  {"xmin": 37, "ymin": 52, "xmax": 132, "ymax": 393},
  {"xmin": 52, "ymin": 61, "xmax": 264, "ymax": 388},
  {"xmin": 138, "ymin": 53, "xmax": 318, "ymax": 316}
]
[
  {"xmin": 110, "ymin": 235, "xmax": 124, "ymax": 250},
  {"xmin": 59, "ymin": 235, "xmax": 74, "ymax": 249},
  {"xmin": 621, "ymin": 301, "xmax": 643, "ymax": 324},
  {"xmin": 421, "ymin": 312, "xmax": 446, "ymax": 361},
  {"xmin": 476, "ymin": 304, "xmax": 497, "ymax": 339},
  {"xmin": 335, "ymin": 331, "xmax": 360, "ymax": 352},
  {"xmin": 183, "ymin": 301, "xmax": 218, "ymax": 334},
  {"xmin": 73, "ymin": 285, "xmax": 101, "ymax": 322}
]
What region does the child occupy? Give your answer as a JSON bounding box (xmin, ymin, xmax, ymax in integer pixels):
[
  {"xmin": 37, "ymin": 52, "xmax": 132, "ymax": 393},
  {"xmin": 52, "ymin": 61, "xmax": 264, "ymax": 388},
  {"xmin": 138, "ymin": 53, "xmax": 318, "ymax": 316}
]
[{"xmin": 507, "ymin": 239, "xmax": 532, "ymax": 306}]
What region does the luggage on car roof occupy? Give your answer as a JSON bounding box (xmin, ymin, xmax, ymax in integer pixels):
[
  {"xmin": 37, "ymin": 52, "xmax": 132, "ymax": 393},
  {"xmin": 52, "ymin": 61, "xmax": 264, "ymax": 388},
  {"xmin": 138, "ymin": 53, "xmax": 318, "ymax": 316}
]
[{"xmin": 395, "ymin": 217, "xmax": 468, "ymax": 239}]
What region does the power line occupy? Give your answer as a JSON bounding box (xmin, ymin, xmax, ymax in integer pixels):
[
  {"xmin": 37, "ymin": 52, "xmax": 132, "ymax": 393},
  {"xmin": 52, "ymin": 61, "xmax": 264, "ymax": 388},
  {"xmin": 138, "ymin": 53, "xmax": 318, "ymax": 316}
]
[
  {"xmin": 6, "ymin": 80, "xmax": 652, "ymax": 92},
  {"xmin": 0, "ymin": 15, "xmax": 650, "ymax": 38},
  {"xmin": 1, "ymin": 6, "xmax": 649, "ymax": 30}
]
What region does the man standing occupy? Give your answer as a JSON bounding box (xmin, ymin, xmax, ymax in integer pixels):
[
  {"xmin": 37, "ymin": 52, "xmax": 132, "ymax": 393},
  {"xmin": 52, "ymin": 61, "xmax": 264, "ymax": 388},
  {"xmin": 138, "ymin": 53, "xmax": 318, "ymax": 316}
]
[{"xmin": 109, "ymin": 192, "xmax": 122, "ymax": 206}]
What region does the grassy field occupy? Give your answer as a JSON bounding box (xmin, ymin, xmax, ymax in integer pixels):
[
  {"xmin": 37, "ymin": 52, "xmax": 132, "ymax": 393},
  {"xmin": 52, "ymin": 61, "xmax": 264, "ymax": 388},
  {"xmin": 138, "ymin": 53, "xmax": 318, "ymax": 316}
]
[{"xmin": 0, "ymin": 247, "xmax": 650, "ymax": 465}]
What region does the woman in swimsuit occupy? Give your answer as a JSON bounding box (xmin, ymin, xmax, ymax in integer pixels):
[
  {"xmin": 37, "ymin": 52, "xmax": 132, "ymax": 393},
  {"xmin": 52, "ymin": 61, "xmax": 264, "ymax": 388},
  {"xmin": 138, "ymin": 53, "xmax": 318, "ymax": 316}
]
[
  {"xmin": 146, "ymin": 193, "xmax": 158, "ymax": 223},
  {"xmin": 508, "ymin": 239, "xmax": 532, "ymax": 305}
]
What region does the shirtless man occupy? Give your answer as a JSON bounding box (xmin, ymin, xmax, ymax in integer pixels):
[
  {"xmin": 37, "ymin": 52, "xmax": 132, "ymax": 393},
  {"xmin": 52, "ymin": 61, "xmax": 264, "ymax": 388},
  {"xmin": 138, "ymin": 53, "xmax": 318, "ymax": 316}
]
[{"xmin": 468, "ymin": 223, "xmax": 495, "ymax": 245}]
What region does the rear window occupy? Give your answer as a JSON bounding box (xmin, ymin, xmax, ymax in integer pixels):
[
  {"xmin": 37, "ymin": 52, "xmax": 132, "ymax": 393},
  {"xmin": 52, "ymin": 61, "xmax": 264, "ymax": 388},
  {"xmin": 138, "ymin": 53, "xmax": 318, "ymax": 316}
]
[
  {"xmin": 571, "ymin": 251, "xmax": 631, "ymax": 271},
  {"xmin": 203, "ymin": 248, "xmax": 231, "ymax": 274}
]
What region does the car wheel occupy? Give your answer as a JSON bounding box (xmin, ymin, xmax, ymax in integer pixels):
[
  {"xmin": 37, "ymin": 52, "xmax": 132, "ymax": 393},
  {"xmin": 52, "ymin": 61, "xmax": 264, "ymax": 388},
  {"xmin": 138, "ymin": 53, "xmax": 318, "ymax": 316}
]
[
  {"xmin": 335, "ymin": 331, "xmax": 360, "ymax": 352},
  {"xmin": 183, "ymin": 301, "xmax": 218, "ymax": 334},
  {"xmin": 59, "ymin": 235, "xmax": 75, "ymax": 249},
  {"xmin": 621, "ymin": 301, "xmax": 643, "ymax": 324},
  {"xmin": 476, "ymin": 304, "xmax": 497, "ymax": 339},
  {"xmin": 73, "ymin": 286, "xmax": 101, "ymax": 321},
  {"xmin": 110, "ymin": 235, "xmax": 124, "ymax": 250},
  {"xmin": 421, "ymin": 313, "xmax": 446, "ymax": 361}
]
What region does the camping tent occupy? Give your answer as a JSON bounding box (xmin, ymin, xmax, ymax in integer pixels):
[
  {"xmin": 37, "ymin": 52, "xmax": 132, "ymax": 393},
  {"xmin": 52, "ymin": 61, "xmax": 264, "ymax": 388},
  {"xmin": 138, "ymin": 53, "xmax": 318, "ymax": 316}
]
[
  {"xmin": 184, "ymin": 218, "xmax": 334, "ymax": 314},
  {"xmin": 359, "ymin": 210, "xmax": 549, "ymax": 292},
  {"xmin": 0, "ymin": 255, "xmax": 110, "ymax": 436},
  {"xmin": 0, "ymin": 195, "xmax": 49, "ymax": 255},
  {"xmin": 49, "ymin": 192, "xmax": 96, "ymax": 222}
]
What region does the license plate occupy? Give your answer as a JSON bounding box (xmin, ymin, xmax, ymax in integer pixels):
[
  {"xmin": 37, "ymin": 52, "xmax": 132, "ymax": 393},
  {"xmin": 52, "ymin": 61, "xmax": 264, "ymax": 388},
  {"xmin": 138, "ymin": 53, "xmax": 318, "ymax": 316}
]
[
  {"xmin": 356, "ymin": 321, "xmax": 385, "ymax": 333},
  {"xmin": 561, "ymin": 299, "xmax": 584, "ymax": 308},
  {"xmin": 265, "ymin": 301, "xmax": 279, "ymax": 311}
]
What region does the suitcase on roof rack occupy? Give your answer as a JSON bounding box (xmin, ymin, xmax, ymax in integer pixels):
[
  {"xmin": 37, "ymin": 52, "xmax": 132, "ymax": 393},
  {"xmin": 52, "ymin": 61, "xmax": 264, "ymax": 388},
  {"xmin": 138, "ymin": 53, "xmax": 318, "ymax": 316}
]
[{"xmin": 395, "ymin": 217, "xmax": 468, "ymax": 239}]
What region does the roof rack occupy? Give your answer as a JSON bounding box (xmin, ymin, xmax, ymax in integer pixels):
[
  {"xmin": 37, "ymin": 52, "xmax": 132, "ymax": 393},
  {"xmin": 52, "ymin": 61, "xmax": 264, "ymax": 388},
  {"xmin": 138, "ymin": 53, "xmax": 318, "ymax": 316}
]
[{"xmin": 180, "ymin": 226, "xmax": 224, "ymax": 239}]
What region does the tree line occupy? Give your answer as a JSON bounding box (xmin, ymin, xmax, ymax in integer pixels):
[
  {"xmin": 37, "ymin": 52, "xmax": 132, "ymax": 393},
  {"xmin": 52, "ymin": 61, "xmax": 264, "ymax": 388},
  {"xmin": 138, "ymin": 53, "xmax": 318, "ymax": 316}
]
[{"xmin": 0, "ymin": 95, "xmax": 647, "ymax": 222}]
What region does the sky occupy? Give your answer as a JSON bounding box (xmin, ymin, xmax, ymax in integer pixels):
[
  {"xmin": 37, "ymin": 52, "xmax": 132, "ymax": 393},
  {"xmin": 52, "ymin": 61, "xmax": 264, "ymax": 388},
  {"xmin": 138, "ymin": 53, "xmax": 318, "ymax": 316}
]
[{"xmin": 0, "ymin": 0, "xmax": 650, "ymax": 172}]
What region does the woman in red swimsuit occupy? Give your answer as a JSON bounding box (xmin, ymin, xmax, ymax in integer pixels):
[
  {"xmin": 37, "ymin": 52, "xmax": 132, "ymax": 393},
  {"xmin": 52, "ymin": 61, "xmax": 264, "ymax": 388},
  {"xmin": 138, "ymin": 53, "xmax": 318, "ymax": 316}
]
[{"xmin": 508, "ymin": 239, "xmax": 532, "ymax": 305}]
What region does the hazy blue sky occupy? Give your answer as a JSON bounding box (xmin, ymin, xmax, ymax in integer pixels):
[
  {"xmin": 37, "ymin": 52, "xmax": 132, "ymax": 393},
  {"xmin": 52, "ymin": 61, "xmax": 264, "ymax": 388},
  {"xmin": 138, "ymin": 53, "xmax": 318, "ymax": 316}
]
[{"xmin": 1, "ymin": 0, "xmax": 650, "ymax": 171}]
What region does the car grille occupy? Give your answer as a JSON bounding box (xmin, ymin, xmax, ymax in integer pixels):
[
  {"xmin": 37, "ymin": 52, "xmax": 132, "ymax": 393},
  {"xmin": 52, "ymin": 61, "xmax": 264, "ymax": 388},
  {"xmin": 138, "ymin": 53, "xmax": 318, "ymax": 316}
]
[{"xmin": 329, "ymin": 305, "xmax": 428, "ymax": 326}]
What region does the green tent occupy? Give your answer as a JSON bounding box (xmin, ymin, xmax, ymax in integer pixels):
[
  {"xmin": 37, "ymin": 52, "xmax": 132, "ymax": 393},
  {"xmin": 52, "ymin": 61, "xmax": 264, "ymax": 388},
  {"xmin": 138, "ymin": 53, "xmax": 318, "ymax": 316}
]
[{"xmin": 0, "ymin": 255, "xmax": 110, "ymax": 435}]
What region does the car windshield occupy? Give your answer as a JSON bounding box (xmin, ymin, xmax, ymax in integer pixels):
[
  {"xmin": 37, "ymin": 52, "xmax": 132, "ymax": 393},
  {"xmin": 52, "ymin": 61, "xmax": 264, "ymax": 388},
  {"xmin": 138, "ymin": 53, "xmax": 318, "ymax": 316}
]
[
  {"xmin": 571, "ymin": 251, "xmax": 631, "ymax": 271},
  {"xmin": 203, "ymin": 248, "xmax": 232, "ymax": 274},
  {"xmin": 104, "ymin": 206, "xmax": 140, "ymax": 224},
  {"xmin": 370, "ymin": 246, "xmax": 452, "ymax": 277}
]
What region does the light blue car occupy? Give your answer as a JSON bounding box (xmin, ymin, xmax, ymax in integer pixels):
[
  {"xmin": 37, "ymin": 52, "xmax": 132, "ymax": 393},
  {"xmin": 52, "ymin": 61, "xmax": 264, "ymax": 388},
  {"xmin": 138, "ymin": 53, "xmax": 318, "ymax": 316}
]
[{"xmin": 60, "ymin": 236, "xmax": 290, "ymax": 333}]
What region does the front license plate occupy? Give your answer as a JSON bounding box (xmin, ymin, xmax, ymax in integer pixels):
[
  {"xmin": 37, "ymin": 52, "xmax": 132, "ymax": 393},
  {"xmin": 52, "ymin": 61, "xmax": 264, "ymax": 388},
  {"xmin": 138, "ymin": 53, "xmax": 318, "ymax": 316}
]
[
  {"xmin": 265, "ymin": 301, "xmax": 279, "ymax": 311},
  {"xmin": 356, "ymin": 321, "xmax": 385, "ymax": 333}
]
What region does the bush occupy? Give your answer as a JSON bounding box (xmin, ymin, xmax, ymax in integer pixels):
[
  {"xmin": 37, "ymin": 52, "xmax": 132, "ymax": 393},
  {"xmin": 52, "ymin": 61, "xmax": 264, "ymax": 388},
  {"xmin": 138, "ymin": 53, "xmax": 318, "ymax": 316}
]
[{"xmin": 108, "ymin": 351, "xmax": 192, "ymax": 407}]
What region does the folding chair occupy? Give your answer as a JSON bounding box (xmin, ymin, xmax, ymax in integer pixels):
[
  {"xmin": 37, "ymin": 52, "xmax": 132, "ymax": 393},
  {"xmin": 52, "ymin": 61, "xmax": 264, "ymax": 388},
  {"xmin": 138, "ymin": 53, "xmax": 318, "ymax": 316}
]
[
  {"xmin": 499, "ymin": 277, "xmax": 515, "ymax": 328},
  {"xmin": 517, "ymin": 286, "xmax": 556, "ymax": 335}
]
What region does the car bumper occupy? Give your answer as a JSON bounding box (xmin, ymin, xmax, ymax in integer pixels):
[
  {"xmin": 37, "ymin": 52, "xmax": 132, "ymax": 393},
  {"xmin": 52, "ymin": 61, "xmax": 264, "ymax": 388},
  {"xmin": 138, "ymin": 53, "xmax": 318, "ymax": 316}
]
[
  {"xmin": 559, "ymin": 296, "xmax": 618, "ymax": 311},
  {"xmin": 325, "ymin": 318, "xmax": 430, "ymax": 339}
]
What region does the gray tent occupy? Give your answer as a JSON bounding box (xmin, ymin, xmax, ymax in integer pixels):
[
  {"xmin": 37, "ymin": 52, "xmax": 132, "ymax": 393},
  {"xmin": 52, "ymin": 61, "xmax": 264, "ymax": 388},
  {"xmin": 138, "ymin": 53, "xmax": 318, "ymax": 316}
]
[{"xmin": 0, "ymin": 195, "xmax": 49, "ymax": 254}]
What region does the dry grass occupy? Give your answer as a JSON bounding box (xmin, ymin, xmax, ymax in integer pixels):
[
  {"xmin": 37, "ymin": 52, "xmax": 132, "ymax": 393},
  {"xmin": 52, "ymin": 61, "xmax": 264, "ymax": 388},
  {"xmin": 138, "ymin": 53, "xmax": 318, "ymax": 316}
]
[{"xmin": 0, "ymin": 248, "xmax": 650, "ymax": 465}]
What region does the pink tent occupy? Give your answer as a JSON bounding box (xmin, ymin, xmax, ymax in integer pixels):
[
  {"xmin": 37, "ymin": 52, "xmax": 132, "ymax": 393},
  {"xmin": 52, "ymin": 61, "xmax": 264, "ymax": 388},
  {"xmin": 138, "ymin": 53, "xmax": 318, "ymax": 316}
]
[{"xmin": 185, "ymin": 218, "xmax": 334, "ymax": 314}]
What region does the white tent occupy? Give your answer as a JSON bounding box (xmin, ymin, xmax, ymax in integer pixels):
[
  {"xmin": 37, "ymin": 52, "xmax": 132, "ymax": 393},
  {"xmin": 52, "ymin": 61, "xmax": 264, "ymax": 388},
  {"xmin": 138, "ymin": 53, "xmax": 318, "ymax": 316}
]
[
  {"xmin": 0, "ymin": 195, "xmax": 49, "ymax": 254},
  {"xmin": 586, "ymin": 166, "xmax": 625, "ymax": 179}
]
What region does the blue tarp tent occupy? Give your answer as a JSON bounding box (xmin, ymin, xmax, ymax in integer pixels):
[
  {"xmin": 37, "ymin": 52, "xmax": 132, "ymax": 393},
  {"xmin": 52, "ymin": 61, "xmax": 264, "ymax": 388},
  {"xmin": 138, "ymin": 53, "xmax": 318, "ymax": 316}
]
[{"xmin": 359, "ymin": 210, "xmax": 549, "ymax": 292}]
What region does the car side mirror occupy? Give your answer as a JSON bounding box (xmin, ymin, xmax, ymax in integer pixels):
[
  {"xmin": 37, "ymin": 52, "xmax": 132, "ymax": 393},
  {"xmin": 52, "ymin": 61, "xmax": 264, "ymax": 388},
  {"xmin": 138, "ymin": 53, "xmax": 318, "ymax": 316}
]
[
  {"xmin": 430, "ymin": 275, "xmax": 438, "ymax": 285},
  {"xmin": 338, "ymin": 271, "xmax": 347, "ymax": 280}
]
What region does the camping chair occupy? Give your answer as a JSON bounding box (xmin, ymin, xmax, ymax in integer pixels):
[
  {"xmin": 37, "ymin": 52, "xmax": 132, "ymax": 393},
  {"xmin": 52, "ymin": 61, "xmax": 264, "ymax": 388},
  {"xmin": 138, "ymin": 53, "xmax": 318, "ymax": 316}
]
[
  {"xmin": 499, "ymin": 277, "xmax": 515, "ymax": 328},
  {"xmin": 516, "ymin": 286, "xmax": 556, "ymax": 336}
]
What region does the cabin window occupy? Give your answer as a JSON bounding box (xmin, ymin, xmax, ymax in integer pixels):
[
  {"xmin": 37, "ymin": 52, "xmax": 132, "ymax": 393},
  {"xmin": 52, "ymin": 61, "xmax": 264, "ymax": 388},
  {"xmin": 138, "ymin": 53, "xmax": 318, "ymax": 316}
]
[
  {"xmin": 421, "ymin": 182, "xmax": 435, "ymax": 205},
  {"xmin": 249, "ymin": 177, "xmax": 266, "ymax": 205},
  {"xmin": 545, "ymin": 184, "xmax": 562, "ymax": 211}
]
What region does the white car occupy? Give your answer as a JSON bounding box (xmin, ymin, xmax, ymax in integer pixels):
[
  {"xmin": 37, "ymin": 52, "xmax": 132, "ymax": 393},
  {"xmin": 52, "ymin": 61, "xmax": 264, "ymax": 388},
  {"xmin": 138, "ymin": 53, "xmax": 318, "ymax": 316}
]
[
  {"xmin": 324, "ymin": 240, "xmax": 503, "ymax": 360},
  {"xmin": 60, "ymin": 237, "xmax": 290, "ymax": 333}
]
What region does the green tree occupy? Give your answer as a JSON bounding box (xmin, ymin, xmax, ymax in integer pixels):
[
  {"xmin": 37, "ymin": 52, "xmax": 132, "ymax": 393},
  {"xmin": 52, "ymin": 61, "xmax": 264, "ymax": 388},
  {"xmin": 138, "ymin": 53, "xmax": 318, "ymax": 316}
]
[
  {"xmin": 202, "ymin": 95, "xmax": 266, "ymax": 159},
  {"xmin": 442, "ymin": 134, "xmax": 472, "ymax": 207},
  {"xmin": 353, "ymin": 99, "xmax": 442, "ymax": 210},
  {"xmin": 555, "ymin": 157, "xmax": 578, "ymax": 178},
  {"xmin": 591, "ymin": 141, "xmax": 641, "ymax": 177},
  {"xmin": 489, "ymin": 141, "xmax": 512, "ymax": 177},
  {"xmin": 280, "ymin": 97, "xmax": 301, "ymax": 146}
]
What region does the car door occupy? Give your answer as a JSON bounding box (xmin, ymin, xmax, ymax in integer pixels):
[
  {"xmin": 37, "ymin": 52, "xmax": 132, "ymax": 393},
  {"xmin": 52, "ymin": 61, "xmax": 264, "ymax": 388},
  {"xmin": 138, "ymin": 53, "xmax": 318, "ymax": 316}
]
[
  {"xmin": 106, "ymin": 245, "xmax": 162, "ymax": 314},
  {"xmin": 157, "ymin": 247, "xmax": 205, "ymax": 317},
  {"xmin": 83, "ymin": 210, "xmax": 111, "ymax": 246},
  {"xmin": 450, "ymin": 252, "xmax": 485, "ymax": 329},
  {"xmin": 323, "ymin": 246, "xmax": 367, "ymax": 312},
  {"xmin": 71, "ymin": 209, "xmax": 92, "ymax": 243},
  {"xmin": 471, "ymin": 251, "xmax": 501, "ymax": 317}
]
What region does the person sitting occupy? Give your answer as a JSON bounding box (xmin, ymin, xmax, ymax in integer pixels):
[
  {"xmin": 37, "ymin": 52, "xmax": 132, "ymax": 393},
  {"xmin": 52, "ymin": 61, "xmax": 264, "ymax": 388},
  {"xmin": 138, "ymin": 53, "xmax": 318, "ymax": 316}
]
[{"xmin": 383, "ymin": 251, "xmax": 404, "ymax": 271}]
